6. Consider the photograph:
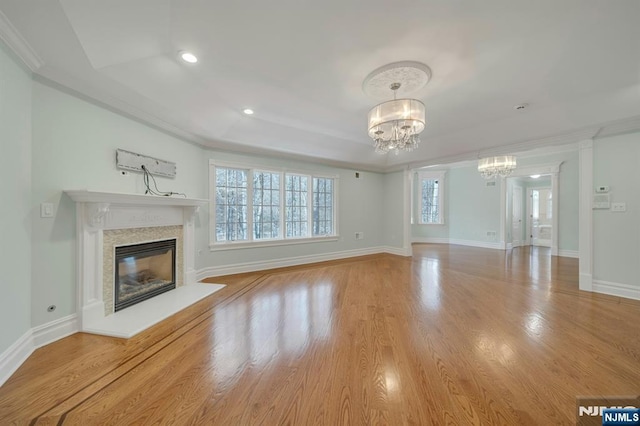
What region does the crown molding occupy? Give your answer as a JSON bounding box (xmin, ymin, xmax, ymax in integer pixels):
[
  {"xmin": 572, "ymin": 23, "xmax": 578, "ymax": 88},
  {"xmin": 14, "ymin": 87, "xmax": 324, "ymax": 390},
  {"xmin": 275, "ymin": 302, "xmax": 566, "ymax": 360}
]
[
  {"xmin": 594, "ymin": 115, "xmax": 640, "ymax": 139},
  {"xmin": 0, "ymin": 10, "xmax": 43, "ymax": 72}
]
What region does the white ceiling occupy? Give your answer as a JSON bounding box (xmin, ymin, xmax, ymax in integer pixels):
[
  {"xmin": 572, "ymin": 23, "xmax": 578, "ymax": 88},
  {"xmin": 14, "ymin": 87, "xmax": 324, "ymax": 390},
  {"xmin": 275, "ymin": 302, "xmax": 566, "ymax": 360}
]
[{"xmin": 1, "ymin": 0, "xmax": 639, "ymax": 171}]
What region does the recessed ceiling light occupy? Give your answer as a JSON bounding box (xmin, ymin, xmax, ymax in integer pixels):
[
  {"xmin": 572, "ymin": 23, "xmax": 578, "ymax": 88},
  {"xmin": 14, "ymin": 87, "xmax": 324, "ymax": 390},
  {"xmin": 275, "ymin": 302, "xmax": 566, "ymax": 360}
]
[
  {"xmin": 514, "ymin": 103, "xmax": 529, "ymax": 111},
  {"xmin": 530, "ymin": 174, "xmax": 541, "ymax": 179},
  {"xmin": 179, "ymin": 51, "xmax": 198, "ymax": 63},
  {"xmin": 243, "ymin": 108, "xmax": 254, "ymax": 115}
]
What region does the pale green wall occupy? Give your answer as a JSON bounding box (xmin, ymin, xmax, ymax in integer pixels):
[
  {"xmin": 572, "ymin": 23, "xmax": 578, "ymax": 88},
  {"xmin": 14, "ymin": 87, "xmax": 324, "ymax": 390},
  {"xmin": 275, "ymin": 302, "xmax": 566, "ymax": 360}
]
[
  {"xmin": 593, "ymin": 132, "xmax": 640, "ymax": 287},
  {"xmin": 0, "ymin": 43, "xmax": 32, "ymax": 353},
  {"xmin": 448, "ymin": 166, "xmax": 502, "ymax": 243},
  {"xmin": 382, "ymin": 171, "xmax": 405, "ymax": 248},
  {"xmin": 31, "ymin": 81, "xmax": 206, "ymax": 327},
  {"xmin": 411, "ymin": 150, "xmax": 579, "ymax": 252}
]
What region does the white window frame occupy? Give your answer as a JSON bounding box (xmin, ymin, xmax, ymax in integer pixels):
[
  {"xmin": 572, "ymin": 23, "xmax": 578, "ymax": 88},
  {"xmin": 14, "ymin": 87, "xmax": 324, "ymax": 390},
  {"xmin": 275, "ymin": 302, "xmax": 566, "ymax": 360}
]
[
  {"xmin": 418, "ymin": 170, "xmax": 445, "ymax": 225},
  {"xmin": 209, "ymin": 160, "xmax": 339, "ymax": 250}
]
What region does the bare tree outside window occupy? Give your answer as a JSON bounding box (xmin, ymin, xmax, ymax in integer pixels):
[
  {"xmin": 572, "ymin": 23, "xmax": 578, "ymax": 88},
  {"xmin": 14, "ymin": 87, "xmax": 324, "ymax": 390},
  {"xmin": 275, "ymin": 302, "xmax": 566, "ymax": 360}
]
[
  {"xmin": 215, "ymin": 167, "xmax": 248, "ymax": 241},
  {"xmin": 312, "ymin": 177, "xmax": 333, "ymax": 236},
  {"xmin": 421, "ymin": 178, "xmax": 439, "ymax": 224},
  {"xmin": 253, "ymin": 171, "xmax": 280, "ymax": 239}
]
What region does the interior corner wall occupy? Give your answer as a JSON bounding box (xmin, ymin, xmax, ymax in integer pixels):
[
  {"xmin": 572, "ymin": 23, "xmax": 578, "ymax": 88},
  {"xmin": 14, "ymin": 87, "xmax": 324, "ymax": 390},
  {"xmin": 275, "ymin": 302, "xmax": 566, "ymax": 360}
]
[
  {"xmin": 381, "ymin": 170, "xmax": 406, "ymax": 249},
  {"xmin": 0, "ymin": 42, "xmax": 33, "ymax": 353},
  {"xmin": 30, "ymin": 80, "xmax": 206, "ymax": 328},
  {"xmin": 593, "ymin": 131, "xmax": 640, "ymax": 295}
]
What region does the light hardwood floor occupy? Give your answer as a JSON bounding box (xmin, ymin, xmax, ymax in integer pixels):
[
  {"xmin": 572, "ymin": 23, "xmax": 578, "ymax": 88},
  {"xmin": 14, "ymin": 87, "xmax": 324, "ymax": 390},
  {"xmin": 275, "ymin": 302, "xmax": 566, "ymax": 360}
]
[{"xmin": 1, "ymin": 244, "xmax": 639, "ymax": 425}]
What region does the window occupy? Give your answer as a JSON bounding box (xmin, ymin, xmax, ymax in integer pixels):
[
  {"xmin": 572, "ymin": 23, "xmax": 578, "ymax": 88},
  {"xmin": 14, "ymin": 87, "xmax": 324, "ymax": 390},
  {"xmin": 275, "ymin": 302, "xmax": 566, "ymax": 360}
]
[
  {"xmin": 253, "ymin": 171, "xmax": 281, "ymax": 240},
  {"xmin": 418, "ymin": 171, "xmax": 445, "ymax": 224},
  {"xmin": 313, "ymin": 177, "xmax": 333, "ymax": 236},
  {"xmin": 210, "ymin": 161, "xmax": 337, "ymax": 248},
  {"xmin": 215, "ymin": 167, "xmax": 249, "ymax": 241},
  {"xmin": 285, "ymin": 174, "xmax": 309, "ymax": 238}
]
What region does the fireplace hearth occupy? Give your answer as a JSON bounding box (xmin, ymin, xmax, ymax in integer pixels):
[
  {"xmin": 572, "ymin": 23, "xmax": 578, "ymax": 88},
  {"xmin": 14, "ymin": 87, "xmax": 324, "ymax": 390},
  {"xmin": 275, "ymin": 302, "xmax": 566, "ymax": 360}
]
[{"xmin": 115, "ymin": 239, "xmax": 176, "ymax": 311}]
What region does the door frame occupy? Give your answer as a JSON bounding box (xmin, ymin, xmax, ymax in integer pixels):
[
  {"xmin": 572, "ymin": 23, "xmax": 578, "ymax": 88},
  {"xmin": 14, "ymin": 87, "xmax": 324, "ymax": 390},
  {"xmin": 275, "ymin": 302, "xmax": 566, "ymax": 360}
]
[
  {"xmin": 526, "ymin": 185, "xmax": 553, "ymax": 247},
  {"xmin": 500, "ymin": 162, "xmax": 562, "ymax": 255}
]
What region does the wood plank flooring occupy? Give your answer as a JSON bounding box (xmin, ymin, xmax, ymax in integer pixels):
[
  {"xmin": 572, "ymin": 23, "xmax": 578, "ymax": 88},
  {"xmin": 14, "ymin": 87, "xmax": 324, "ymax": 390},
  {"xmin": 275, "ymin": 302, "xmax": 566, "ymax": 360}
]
[{"xmin": 1, "ymin": 244, "xmax": 639, "ymax": 425}]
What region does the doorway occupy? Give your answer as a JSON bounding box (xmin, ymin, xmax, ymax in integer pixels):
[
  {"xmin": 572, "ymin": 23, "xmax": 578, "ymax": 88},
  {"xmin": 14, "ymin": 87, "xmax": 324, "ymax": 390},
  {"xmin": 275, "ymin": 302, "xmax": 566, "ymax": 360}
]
[
  {"xmin": 527, "ymin": 186, "xmax": 553, "ymax": 247},
  {"xmin": 501, "ymin": 162, "xmax": 561, "ymax": 256}
]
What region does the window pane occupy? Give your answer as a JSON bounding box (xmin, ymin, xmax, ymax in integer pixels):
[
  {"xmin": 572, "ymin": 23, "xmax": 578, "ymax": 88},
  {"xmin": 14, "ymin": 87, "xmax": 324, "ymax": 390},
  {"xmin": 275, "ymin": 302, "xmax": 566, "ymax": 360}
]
[
  {"xmin": 312, "ymin": 177, "xmax": 334, "ymax": 236},
  {"xmin": 285, "ymin": 174, "xmax": 309, "ymax": 238},
  {"xmin": 420, "ymin": 177, "xmax": 440, "ymax": 224},
  {"xmin": 215, "ymin": 167, "xmax": 249, "ymax": 242},
  {"xmin": 253, "ymin": 171, "xmax": 281, "ymax": 240}
]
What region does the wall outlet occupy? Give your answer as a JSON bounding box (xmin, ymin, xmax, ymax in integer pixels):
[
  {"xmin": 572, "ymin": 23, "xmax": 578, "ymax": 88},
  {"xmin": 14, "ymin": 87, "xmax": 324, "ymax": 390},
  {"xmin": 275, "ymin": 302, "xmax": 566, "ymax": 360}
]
[
  {"xmin": 355, "ymin": 232, "xmax": 364, "ymax": 240},
  {"xmin": 486, "ymin": 230, "xmax": 497, "ymax": 238},
  {"xmin": 611, "ymin": 202, "xmax": 626, "ymax": 212}
]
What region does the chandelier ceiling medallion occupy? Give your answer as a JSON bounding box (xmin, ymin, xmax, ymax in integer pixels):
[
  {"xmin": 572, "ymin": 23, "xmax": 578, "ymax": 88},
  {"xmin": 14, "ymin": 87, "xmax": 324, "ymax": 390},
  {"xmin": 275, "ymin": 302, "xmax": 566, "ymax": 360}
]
[
  {"xmin": 477, "ymin": 155, "xmax": 517, "ymax": 179},
  {"xmin": 363, "ymin": 62, "xmax": 431, "ymax": 155}
]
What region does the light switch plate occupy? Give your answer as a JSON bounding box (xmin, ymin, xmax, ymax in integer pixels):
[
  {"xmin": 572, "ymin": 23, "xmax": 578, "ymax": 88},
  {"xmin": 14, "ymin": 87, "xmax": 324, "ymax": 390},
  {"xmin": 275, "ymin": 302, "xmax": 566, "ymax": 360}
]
[
  {"xmin": 41, "ymin": 203, "xmax": 54, "ymax": 218},
  {"xmin": 611, "ymin": 202, "xmax": 626, "ymax": 212}
]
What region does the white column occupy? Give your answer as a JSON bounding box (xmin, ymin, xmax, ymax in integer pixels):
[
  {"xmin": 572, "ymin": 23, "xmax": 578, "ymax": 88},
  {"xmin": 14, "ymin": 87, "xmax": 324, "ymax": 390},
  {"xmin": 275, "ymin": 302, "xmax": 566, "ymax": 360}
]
[
  {"xmin": 550, "ymin": 171, "xmax": 560, "ymax": 256},
  {"xmin": 402, "ymin": 168, "xmax": 413, "ymax": 257},
  {"xmin": 578, "ymin": 139, "xmax": 594, "ymax": 291}
]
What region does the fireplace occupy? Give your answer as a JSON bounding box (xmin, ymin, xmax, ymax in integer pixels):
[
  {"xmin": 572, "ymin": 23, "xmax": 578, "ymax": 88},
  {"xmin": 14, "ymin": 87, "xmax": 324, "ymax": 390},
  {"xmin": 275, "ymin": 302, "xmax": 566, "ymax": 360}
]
[{"xmin": 114, "ymin": 239, "xmax": 176, "ymax": 312}]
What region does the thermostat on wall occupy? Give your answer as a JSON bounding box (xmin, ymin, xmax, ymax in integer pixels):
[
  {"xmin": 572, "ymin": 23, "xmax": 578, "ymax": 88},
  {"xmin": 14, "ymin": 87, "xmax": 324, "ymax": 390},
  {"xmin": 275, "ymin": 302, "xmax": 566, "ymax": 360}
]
[{"xmin": 593, "ymin": 193, "xmax": 610, "ymax": 209}]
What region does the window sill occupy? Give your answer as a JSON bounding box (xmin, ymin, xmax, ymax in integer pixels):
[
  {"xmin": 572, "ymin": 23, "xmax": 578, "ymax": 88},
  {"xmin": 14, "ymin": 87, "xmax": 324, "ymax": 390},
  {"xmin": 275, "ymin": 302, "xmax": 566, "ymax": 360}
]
[{"xmin": 209, "ymin": 235, "xmax": 339, "ymax": 251}]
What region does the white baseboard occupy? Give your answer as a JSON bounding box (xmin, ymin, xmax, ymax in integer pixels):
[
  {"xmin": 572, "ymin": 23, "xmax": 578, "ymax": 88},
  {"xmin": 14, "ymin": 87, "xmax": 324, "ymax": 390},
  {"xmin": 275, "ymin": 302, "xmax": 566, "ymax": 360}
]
[
  {"xmin": 558, "ymin": 249, "xmax": 579, "ymax": 258},
  {"xmin": 411, "ymin": 237, "xmax": 449, "ymax": 244},
  {"xmin": 0, "ymin": 314, "xmax": 78, "ymax": 386},
  {"xmin": 382, "ymin": 246, "xmax": 412, "ymax": 257},
  {"xmin": 0, "ymin": 329, "xmax": 34, "ymax": 387},
  {"xmin": 412, "ymin": 237, "xmax": 501, "ymax": 250},
  {"xmin": 592, "ymin": 280, "xmax": 640, "ymax": 301},
  {"xmin": 32, "ymin": 314, "xmax": 78, "ymax": 348},
  {"xmin": 197, "ymin": 246, "xmax": 392, "ymax": 280}
]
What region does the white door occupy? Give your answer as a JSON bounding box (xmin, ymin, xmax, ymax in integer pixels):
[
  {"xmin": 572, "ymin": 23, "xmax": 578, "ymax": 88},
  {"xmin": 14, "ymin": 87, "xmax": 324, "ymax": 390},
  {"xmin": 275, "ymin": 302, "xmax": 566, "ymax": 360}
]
[
  {"xmin": 512, "ymin": 186, "xmax": 523, "ymax": 246},
  {"xmin": 529, "ymin": 188, "xmax": 552, "ymax": 247}
]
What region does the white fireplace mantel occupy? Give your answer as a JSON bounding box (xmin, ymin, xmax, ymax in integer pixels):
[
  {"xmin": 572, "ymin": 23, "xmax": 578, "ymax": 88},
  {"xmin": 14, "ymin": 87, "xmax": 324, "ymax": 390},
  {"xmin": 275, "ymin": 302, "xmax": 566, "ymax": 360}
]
[{"xmin": 66, "ymin": 190, "xmax": 223, "ymax": 338}]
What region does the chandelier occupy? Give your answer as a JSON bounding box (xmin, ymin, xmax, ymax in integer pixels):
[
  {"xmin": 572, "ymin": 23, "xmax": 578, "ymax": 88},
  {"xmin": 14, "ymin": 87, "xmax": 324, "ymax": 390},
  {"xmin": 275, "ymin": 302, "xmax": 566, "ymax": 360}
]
[
  {"xmin": 478, "ymin": 156, "xmax": 517, "ymax": 179},
  {"xmin": 368, "ymin": 83, "xmax": 426, "ymax": 154},
  {"xmin": 363, "ymin": 61, "xmax": 431, "ymax": 155}
]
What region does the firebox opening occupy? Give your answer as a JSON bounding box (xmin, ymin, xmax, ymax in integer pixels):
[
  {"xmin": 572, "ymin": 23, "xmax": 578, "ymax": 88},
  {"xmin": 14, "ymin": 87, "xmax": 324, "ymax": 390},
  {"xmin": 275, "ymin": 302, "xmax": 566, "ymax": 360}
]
[{"xmin": 114, "ymin": 239, "xmax": 176, "ymax": 312}]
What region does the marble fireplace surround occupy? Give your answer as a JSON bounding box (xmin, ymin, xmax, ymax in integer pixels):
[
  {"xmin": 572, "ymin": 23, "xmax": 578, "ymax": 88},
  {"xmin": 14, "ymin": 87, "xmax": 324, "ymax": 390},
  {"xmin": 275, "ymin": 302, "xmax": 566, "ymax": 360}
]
[{"xmin": 66, "ymin": 190, "xmax": 223, "ymax": 338}]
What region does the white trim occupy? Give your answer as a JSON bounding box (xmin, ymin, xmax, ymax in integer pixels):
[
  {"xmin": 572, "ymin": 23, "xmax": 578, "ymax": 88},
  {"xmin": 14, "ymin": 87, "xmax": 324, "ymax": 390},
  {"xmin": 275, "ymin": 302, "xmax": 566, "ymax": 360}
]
[
  {"xmin": 411, "ymin": 237, "xmax": 502, "ymax": 250},
  {"xmin": 210, "ymin": 236, "xmax": 339, "ymax": 251},
  {"xmin": 592, "ymin": 280, "xmax": 640, "ymax": 301},
  {"xmin": 503, "ymin": 163, "xmax": 562, "ymax": 256},
  {"xmin": 31, "ymin": 314, "xmax": 79, "ymax": 348},
  {"xmin": 197, "ymin": 246, "xmax": 391, "ymax": 280},
  {"xmin": 402, "ymin": 169, "xmax": 413, "ymax": 257},
  {"xmin": 0, "ymin": 9, "xmax": 43, "ymax": 71},
  {"xmin": 578, "ymin": 140, "xmax": 594, "ymax": 291},
  {"xmin": 383, "ymin": 245, "xmax": 412, "ymax": 257},
  {"xmin": 209, "ymin": 162, "xmax": 339, "ymax": 247},
  {"xmin": 412, "ymin": 237, "xmax": 449, "ymax": 244},
  {"xmin": 0, "ymin": 330, "xmax": 34, "ymax": 386},
  {"xmin": 0, "ymin": 314, "xmax": 79, "ymax": 386},
  {"xmin": 558, "ymin": 249, "xmax": 579, "ymax": 258}
]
